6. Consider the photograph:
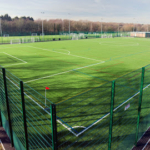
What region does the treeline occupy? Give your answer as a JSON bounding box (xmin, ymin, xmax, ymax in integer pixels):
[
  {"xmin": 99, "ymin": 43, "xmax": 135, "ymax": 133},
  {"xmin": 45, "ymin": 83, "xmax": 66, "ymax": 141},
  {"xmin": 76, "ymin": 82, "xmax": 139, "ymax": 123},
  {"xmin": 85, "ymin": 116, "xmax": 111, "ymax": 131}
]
[{"xmin": 0, "ymin": 14, "xmax": 149, "ymax": 36}]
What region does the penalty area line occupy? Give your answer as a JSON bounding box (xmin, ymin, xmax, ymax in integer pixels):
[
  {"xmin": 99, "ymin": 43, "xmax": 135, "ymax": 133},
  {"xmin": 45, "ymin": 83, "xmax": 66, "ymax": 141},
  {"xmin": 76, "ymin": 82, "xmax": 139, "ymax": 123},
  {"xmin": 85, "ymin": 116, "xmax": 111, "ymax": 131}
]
[
  {"xmin": 25, "ymin": 61, "xmax": 105, "ymax": 83},
  {"xmin": 1, "ymin": 52, "xmax": 27, "ymax": 67},
  {"xmin": 27, "ymin": 46, "xmax": 102, "ymax": 61}
]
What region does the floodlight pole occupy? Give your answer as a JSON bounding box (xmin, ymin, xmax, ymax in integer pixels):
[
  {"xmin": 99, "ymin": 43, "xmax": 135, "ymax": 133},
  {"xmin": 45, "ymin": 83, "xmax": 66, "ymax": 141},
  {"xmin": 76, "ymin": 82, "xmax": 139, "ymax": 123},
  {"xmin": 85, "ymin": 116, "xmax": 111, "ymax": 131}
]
[
  {"xmin": 118, "ymin": 23, "xmax": 119, "ymax": 36},
  {"xmin": 133, "ymin": 18, "xmax": 135, "ymax": 32},
  {"xmin": 68, "ymin": 13, "xmax": 70, "ymax": 34},
  {"xmin": 0, "ymin": 18, "xmax": 2, "ymax": 37},
  {"xmin": 101, "ymin": 18, "xmax": 103, "ymax": 36},
  {"xmin": 41, "ymin": 12, "xmax": 44, "ymax": 37}
]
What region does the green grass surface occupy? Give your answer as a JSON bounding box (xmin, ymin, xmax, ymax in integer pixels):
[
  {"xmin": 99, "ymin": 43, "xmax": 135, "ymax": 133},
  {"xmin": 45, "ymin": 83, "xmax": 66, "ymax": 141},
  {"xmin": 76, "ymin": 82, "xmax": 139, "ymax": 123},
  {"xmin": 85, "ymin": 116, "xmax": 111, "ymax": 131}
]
[
  {"xmin": 0, "ymin": 37, "xmax": 150, "ymax": 149},
  {"xmin": 0, "ymin": 37, "xmax": 149, "ymax": 104}
]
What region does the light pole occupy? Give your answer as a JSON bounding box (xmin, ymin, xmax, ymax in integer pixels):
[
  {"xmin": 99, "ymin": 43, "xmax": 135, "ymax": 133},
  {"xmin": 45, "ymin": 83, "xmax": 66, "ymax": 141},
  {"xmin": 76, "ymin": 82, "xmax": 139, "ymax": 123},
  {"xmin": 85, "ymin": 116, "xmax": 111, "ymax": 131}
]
[
  {"xmin": 0, "ymin": 18, "xmax": 2, "ymax": 37},
  {"xmin": 133, "ymin": 18, "xmax": 135, "ymax": 32},
  {"xmin": 101, "ymin": 18, "xmax": 103, "ymax": 36},
  {"xmin": 41, "ymin": 12, "xmax": 44, "ymax": 36},
  {"xmin": 118, "ymin": 23, "xmax": 119, "ymax": 37},
  {"xmin": 68, "ymin": 13, "xmax": 70, "ymax": 34}
]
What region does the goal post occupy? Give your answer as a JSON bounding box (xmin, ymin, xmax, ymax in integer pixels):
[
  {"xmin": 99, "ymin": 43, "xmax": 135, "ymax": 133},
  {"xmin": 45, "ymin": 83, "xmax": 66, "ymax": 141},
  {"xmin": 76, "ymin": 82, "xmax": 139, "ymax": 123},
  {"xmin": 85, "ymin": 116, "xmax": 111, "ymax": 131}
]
[
  {"xmin": 31, "ymin": 33, "xmax": 37, "ymax": 36},
  {"xmin": 10, "ymin": 39, "xmax": 21, "ymax": 44},
  {"xmin": 3, "ymin": 34, "xmax": 9, "ymax": 37},
  {"xmin": 72, "ymin": 34, "xmax": 78, "ymax": 40},
  {"xmin": 22, "ymin": 37, "xmax": 35, "ymax": 43},
  {"xmin": 78, "ymin": 33, "xmax": 85, "ymax": 39}
]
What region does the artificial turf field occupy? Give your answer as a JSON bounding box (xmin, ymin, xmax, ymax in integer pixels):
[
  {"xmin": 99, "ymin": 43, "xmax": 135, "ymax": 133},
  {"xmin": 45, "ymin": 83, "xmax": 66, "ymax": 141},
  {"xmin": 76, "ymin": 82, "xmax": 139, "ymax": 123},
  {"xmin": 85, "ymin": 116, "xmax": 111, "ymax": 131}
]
[
  {"xmin": 0, "ymin": 37, "xmax": 150, "ymax": 104},
  {"xmin": 1, "ymin": 37, "xmax": 150, "ymax": 149}
]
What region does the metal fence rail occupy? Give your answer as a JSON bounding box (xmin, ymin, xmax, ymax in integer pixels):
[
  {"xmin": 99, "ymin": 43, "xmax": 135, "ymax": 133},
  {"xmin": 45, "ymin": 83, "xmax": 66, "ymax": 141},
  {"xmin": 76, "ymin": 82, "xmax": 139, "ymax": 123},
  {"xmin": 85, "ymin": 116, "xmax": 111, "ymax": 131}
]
[{"xmin": 0, "ymin": 64, "xmax": 150, "ymax": 149}]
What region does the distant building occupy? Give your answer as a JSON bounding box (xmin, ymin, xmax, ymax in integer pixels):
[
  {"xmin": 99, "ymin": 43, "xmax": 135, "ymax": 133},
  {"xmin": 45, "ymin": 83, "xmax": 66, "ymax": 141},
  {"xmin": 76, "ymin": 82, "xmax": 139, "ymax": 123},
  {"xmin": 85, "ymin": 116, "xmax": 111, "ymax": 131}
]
[{"xmin": 130, "ymin": 32, "xmax": 150, "ymax": 38}]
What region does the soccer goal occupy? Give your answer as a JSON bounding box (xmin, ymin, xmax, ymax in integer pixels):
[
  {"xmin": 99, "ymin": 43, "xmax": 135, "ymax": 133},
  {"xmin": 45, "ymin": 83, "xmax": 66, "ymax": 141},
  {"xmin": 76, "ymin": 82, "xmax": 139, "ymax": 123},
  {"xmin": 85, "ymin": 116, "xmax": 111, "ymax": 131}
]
[
  {"xmin": 3, "ymin": 34, "xmax": 9, "ymax": 37},
  {"xmin": 10, "ymin": 39, "xmax": 21, "ymax": 44},
  {"xmin": 72, "ymin": 34, "xmax": 78, "ymax": 40},
  {"xmin": 40, "ymin": 33, "xmax": 44, "ymax": 36},
  {"xmin": 22, "ymin": 37, "xmax": 35, "ymax": 43},
  {"xmin": 31, "ymin": 33, "xmax": 37, "ymax": 36},
  {"xmin": 78, "ymin": 33, "xmax": 85, "ymax": 39}
]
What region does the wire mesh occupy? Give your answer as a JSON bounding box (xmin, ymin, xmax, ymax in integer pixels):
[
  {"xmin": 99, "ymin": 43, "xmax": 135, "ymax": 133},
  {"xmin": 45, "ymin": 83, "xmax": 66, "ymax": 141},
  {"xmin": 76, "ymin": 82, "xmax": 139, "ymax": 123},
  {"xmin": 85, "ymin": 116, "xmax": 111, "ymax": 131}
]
[
  {"xmin": 23, "ymin": 83, "xmax": 52, "ymax": 149},
  {"xmin": 0, "ymin": 66, "xmax": 8, "ymax": 120},
  {"xmin": 138, "ymin": 64, "xmax": 150, "ymax": 142},
  {"xmin": 111, "ymin": 68, "xmax": 142, "ymax": 150},
  {"xmin": 56, "ymin": 82, "xmax": 112, "ymax": 149}
]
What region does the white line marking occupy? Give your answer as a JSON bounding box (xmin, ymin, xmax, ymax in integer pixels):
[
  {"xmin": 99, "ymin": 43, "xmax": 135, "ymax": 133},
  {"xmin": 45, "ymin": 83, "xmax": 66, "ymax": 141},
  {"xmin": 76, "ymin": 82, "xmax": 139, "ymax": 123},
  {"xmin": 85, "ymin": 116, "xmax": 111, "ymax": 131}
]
[
  {"xmin": 2, "ymin": 52, "xmax": 27, "ymax": 63},
  {"xmin": 27, "ymin": 46, "xmax": 101, "ymax": 61},
  {"xmin": 25, "ymin": 61, "xmax": 105, "ymax": 83},
  {"xmin": 131, "ymin": 127, "xmax": 150, "ymax": 150},
  {"xmin": 142, "ymin": 138, "xmax": 150, "ymax": 150},
  {"xmin": 0, "ymin": 139, "xmax": 5, "ymax": 150},
  {"xmin": 2, "ymin": 74, "xmax": 77, "ymax": 136},
  {"xmin": 0, "ymin": 52, "xmax": 27, "ymax": 67},
  {"xmin": 3, "ymin": 63, "xmax": 27, "ymax": 67},
  {"xmin": 76, "ymin": 83, "xmax": 150, "ymax": 137},
  {"xmin": 72, "ymin": 126, "xmax": 86, "ymax": 129},
  {"xmin": 55, "ymin": 49, "xmax": 70, "ymax": 55}
]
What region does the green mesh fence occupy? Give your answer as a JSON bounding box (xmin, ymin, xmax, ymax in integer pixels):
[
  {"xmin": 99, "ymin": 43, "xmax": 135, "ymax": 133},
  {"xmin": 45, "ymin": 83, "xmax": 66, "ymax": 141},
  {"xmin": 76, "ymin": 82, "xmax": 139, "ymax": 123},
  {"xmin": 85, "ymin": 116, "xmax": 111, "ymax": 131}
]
[
  {"xmin": 5, "ymin": 70, "xmax": 26, "ymax": 148},
  {"xmin": 0, "ymin": 66, "xmax": 7, "ymax": 120},
  {"xmin": 56, "ymin": 82, "xmax": 112, "ymax": 149},
  {"xmin": 23, "ymin": 83, "xmax": 53, "ymax": 149},
  {"xmin": 1, "ymin": 63, "xmax": 150, "ymax": 150},
  {"xmin": 138, "ymin": 64, "xmax": 150, "ymax": 142},
  {"xmin": 111, "ymin": 68, "xmax": 142, "ymax": 150},
  {"xmin": 0, "ymin": 67, "xmax": 53, "ymax": 150}
]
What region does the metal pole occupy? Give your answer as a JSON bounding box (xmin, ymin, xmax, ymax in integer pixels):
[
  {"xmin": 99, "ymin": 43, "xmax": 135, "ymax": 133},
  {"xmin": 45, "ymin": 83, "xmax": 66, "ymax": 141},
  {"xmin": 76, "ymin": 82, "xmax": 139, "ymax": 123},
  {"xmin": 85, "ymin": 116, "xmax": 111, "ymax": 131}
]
[
  {"xmin": 68, "ymin": 13, "xmax": 70, "ymax": 34},
  {"xmin": 118, "ymin": 24, "xmax": 119, "ymax": 37},
  {"xmin": 20, "ymin": 81, "xmax": 29, "ymax": 150},
  {"xmin": 0, "ymin": 18, "xmax": 2, "ymax": 37},
  {"xmin": 133, "ymin": 18, "xmax": 135, "ymax": 32},
  {"xmin": 41, "ymin": 12, "xmax": 44, "ymax": 39},
  {"xmin": 2, "ymin": 68, "xmax": 14, "ymax": 147},
  {"xmin": 101, "ymin": 18, "xmax": 103, "ymax": 36},
  {"xmin": 135, "ymin": 67, "xmax": 145, "ymax": 145},
  {"xmin": 50, "ymin": 104, "xmax": 58, "ymax": 150},
  {"xmin": 108, "ymin": 80, "xmax": 115, "ymax": 150}
]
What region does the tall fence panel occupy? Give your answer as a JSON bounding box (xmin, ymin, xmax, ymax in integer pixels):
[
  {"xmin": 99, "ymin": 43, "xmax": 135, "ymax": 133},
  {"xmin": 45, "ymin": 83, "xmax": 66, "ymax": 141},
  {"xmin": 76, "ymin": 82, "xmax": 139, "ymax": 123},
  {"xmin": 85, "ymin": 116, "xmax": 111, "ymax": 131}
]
[
  {"xmin": 111, "ymin": 68, "xmax": 142, "ymax": 150},
  {"xmin": 138, "ymin": 64, "xmax": 150, "ymax": 143},
  {"xmin": 1, "ymin": 63, "xmax": 150, "ymax": 149},
  {"xmin": 23, "ymin": 83, "xmax": 53, "ymax": 149},
  {"xmin": 56, "ymin": 82, "xmax": 112, "ymax": 149}
]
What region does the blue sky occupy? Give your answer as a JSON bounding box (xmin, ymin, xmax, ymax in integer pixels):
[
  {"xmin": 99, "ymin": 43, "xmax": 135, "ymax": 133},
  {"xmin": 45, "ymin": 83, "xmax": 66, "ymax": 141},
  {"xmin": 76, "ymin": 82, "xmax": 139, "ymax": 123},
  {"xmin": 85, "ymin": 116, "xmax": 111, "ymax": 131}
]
[{"xmin": 0, "ymin": 0, "xmax": 150, "ymax": 23}]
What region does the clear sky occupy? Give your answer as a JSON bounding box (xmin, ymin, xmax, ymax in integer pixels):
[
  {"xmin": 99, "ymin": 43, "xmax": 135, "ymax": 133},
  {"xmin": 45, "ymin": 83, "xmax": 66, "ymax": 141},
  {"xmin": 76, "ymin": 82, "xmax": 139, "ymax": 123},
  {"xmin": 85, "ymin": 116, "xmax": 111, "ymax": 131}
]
[{"xmin": 0, "ymin": 0, "xmax": 150, "ymax": 24}]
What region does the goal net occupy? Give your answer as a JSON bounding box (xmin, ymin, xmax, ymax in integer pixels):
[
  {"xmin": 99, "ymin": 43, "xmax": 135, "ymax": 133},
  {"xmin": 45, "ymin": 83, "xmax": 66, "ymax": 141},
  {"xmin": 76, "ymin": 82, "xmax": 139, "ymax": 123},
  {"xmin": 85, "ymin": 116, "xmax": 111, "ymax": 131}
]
[
  {"xmin": 72, "ymin": 34, "xmax": 78, "ymax": 40},
  {"xmin": 40, "ymin": 33, "xmax": 44, "ymax": 36},
  {"xmin": 3, "ymin": 34, "xmax": 9, "ymax": 37},
  {"xmin": 78, "ymin": 33, "xmax": 85, "ymax": 39},
  {"xmin": 22, "ymin": 37, "xmax": 35, "ymax": 43},
  {"xmin": 10, "ymin": 39, "xmax": 21, "ymax": 44},
  {"xmin": 31, "ymin": 33, "xmax": 37, "ymax": 36}
]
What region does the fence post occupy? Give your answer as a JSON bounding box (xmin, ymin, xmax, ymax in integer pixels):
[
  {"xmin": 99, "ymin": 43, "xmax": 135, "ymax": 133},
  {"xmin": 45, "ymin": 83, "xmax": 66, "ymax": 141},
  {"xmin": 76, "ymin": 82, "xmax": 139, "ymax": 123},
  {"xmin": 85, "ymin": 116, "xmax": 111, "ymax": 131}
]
[
  {"xmin": 108, "ymin": 80, "xmax": 115, "ymax": 150},
  {"xmin": 135, "ymin": 67, "xmax": 145, "ymax": 145},
  {"xmin": 20, "ymin": 81, "xmax": 29, "ymax": 150},
  {"xmin": 2, "ymin": 68, "xmax": 14, "ymax": 147},
  {"xmin": 50, "ymin": 104, "xmax": 57, "ymax": 150},
  {"xmin": 0, "ymin": 88, "xmax": 3, "ymax": 127}
]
